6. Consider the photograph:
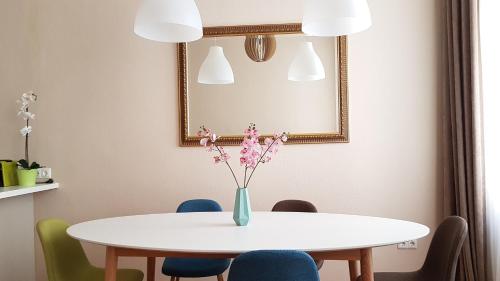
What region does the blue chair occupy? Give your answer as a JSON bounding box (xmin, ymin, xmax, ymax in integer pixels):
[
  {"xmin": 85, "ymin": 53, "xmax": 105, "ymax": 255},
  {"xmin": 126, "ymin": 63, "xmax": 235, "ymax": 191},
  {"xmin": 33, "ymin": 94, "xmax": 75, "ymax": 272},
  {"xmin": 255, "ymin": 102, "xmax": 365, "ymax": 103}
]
[
  {"xmin": 162, "ymin": 199, "xmax": 230, "ymax": 281},
  {"xmin": 227, "ymin": 250, "xmax": 320, "ymax": 281}
]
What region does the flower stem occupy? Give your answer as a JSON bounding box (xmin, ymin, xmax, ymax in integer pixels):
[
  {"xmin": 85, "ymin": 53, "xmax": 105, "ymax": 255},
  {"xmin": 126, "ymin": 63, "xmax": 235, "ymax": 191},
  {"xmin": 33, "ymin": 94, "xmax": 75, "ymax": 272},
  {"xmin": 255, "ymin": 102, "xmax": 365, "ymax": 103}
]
[
  {"xmin": 244, "ymin": 134, "xmax": 283, "ymax": 188},
  {"xmin": 25, "ymin": 108, "xmax": 29, "ymax": 164},
  {"xmin": 215, "ymin": 146, "xmax": 240, "ymax": 188},
  {"xmin": 244, "ymin": 166, "xmax": 248, "ymax": 188}
]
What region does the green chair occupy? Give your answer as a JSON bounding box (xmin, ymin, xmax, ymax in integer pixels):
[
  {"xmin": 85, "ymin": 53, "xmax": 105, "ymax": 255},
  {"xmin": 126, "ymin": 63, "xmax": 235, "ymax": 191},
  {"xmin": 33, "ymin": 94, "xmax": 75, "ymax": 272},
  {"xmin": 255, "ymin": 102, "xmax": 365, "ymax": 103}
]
[{"xmin": 37, "ymin": 218, "xmax": 144, "ymax": 281}]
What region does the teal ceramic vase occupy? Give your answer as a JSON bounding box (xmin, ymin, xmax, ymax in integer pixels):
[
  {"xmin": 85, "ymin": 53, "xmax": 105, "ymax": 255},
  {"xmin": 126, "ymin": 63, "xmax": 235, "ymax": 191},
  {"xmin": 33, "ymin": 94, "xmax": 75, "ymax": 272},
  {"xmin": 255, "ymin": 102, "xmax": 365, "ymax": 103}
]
[{"xmin": 233, "ymin": 188, "xmax": 252, "ymax": 226}]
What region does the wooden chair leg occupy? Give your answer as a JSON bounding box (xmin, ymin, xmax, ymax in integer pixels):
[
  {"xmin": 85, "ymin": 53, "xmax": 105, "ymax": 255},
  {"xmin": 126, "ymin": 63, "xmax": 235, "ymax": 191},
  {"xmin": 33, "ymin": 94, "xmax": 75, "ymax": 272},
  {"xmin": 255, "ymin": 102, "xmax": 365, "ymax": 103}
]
[
  {"xmin": 170, "ymin": 277, "xmax": 175, "ymax": 281},
  {"xmin": 176, "ymin": 277, "xmax": 180, "ymax": 281},
  {"xmin": 217, "ymin": 274, "xmax": 224, "ymax": 281}
]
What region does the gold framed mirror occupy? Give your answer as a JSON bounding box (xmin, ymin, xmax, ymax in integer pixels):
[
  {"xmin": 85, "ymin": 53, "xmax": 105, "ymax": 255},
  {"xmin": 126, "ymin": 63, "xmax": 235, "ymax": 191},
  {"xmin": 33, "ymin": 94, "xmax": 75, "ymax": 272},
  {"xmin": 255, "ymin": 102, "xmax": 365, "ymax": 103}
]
[{"xmin": 178, "ymin": 23, "xmax": 348, "ymax": 146}]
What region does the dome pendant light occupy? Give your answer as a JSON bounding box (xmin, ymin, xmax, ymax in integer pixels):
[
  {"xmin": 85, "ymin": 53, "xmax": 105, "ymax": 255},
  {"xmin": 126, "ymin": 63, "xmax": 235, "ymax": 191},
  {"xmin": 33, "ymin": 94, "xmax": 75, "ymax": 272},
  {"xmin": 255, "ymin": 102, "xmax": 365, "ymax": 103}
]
[
  {"xmin": 302, "ymin": 0, "xmax": 372, "ymax": 36},
  {"xmin": 288, "ymin": 42, "xmax": 325, "ymax": 82},
  {"xmin": 134, "ymin": 0, "xmax": 203, "ymax": 43},
  {"xmin": 198, "ymin": 45, "xmax": 235, "ymax": 84},
  {"xmin": 244, "ymin": 35, "xmax": 277, "ymax": 62}
]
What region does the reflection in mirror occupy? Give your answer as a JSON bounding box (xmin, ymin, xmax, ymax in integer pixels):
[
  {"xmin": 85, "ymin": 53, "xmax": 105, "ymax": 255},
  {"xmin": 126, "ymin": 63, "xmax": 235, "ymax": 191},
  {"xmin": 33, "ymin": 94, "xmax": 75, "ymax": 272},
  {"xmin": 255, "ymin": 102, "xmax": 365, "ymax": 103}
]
[
  {"xmin": 188, "ymin": 35, "xmax": 338, "ymax": 136},
  {"xmin": 179, "ymin": 24, "xmax": 348, "ymax": 146}
]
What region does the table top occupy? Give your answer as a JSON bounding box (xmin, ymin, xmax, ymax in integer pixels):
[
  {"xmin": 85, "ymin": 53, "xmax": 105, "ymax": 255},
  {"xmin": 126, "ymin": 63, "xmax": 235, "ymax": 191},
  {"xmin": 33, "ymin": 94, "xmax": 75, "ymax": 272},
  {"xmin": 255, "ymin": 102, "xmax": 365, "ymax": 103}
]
[{"xmin": 67, "ymin": 212, "xmax": 429, "ymax": 253}]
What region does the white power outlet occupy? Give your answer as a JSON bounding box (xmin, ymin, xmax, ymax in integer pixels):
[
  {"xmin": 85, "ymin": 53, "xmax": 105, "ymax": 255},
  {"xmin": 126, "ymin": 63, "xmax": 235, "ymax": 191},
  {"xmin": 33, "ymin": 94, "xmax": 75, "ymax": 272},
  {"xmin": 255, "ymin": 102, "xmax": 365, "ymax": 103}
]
[
  {"xmin": 397, "ymin": 240, "xmax": 418, "ymax": 249},
  {"xmin": 37, "ymin": 168, "xmax": 52, "ymax": 179}
]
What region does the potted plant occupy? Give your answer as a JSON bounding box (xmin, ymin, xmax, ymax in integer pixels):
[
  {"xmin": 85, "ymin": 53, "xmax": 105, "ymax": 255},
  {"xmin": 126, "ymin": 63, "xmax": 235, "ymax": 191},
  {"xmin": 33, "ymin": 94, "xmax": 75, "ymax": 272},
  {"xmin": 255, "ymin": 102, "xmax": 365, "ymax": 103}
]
[
  {"xmin": 16, "ymin": 91, "xmax": 40, "ymax": 187},
  {"xmin": 198, "ymin": 123, "xmax": 288, "ymax": 226}
]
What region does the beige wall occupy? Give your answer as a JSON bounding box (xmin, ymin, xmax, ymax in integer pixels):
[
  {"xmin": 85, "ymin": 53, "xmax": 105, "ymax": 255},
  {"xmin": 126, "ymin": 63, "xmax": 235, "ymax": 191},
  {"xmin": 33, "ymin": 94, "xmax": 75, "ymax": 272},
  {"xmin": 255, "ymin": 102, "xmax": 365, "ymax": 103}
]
[
  {"xmin": 0, "ymin": 0, "xmax": 36, "ymax": 280},
  {"xmin": 0, "ymin": 0, "xmax": 34, "ymax": 157},
  {"xmin": 0, "ymin": 0, "xmax": 442, "ymax": 280},
  {"xmin": 0, "ymin": 196, "xmax": 36, "ymax": 281}
]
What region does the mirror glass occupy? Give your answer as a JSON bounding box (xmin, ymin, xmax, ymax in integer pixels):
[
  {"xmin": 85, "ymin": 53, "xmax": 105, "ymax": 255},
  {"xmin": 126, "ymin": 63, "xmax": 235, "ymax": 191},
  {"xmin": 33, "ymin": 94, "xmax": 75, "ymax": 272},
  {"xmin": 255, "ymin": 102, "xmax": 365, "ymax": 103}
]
[
  {"xmin": 186, "ymin": 35, "xmax": 339, "ymax": 136},
  {"xmin": 178, "ymin": 24, "xmax": 348, "ymax": 146}
]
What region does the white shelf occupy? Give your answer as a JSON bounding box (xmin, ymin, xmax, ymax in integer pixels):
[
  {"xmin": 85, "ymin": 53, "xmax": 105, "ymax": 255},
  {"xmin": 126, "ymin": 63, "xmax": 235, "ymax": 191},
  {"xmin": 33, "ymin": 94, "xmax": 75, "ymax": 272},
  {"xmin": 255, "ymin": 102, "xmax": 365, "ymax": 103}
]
[{"xmin": 0, "ymin": 183, "xmax": 59, "ymax": 200}]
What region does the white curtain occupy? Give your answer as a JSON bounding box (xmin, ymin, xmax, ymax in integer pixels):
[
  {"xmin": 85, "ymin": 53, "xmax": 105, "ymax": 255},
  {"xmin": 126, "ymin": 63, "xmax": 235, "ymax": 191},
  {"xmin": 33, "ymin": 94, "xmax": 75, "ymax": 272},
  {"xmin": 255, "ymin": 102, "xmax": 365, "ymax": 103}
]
[{"xmin": 479, "ymin": 1, "xmax": 500, "ymax": 281}]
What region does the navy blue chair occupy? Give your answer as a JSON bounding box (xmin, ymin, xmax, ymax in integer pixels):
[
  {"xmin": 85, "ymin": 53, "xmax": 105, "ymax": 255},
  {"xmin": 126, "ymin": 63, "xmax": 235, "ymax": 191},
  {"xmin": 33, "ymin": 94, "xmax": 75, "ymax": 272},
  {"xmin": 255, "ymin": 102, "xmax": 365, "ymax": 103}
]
[
  {"xmin": 227, "ymin": 250, "xmax": 320, "ymax": 281},
  {"xmin": 162, "ymin": 199, "xmax": 230, "ymax": 281}
]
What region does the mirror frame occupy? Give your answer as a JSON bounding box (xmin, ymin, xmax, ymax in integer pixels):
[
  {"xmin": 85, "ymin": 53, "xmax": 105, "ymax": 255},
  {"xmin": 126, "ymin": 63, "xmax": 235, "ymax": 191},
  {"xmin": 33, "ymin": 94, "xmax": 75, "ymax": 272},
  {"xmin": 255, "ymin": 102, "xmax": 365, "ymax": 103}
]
[{"xmin": 178, "ymin": 23, "xmax": 349, "ymax": 146}]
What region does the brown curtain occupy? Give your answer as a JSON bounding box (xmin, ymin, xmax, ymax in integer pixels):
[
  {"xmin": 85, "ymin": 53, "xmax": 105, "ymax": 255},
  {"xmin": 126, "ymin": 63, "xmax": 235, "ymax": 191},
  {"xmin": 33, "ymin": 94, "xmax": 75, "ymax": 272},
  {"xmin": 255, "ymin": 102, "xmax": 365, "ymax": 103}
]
[{"xmin": 442, "ymin": 1, "xmax": 488, "ymax": 281}]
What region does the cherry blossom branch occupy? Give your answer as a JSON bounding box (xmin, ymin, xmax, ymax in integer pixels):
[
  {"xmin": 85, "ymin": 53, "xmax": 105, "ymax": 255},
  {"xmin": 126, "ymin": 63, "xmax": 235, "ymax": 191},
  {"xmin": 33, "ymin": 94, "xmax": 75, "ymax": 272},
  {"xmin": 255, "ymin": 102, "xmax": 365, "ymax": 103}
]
[
  {"xmin": 244, "ymin": 134, "xmax": 284, "ymax": 188},
  {"xmin": 215, "ymin": 145, "xmax": 241, "ymax": 188}
]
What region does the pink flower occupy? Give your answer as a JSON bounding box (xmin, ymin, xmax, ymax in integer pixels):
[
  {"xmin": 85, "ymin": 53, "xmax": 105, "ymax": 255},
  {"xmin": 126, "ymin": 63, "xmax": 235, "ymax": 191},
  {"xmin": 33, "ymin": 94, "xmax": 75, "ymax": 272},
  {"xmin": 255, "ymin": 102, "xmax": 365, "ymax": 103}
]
[
  {"xmin": 206, "ymin": 144, "xmax": 215, "ymax": 152},
  {"xmin": 200, "ymin": 138, "xmax": 209, "ymax": 146},
  {"xmin": 244, "ymin": 123, "xmax": 260, "ymax": 139},
  {"xmin": 213, "ymin": 156, "xmax": 221, "ymax": 164},
  {"xmin": 258, "ymin": 132, "xmax": 288, "ymax": 163},
  {"xmin": 241, "ymin": 136, "xmax": 258, "ymax": 148},
  {"xmin": 197, "ymin": 126, "xmax": 213, "ymax": 138},
  {"xmin": 240, "ymin": 127, "xmax": 262, "ymax": 169},
  {"xmin": 221, "ymin": 152, "xmax": 230, "ymax": 162},
  {"xmin": 246, "ymin": 129, "xmax": 259, "ymax": 138},
  {"xmin": 199, "ymin": 124, "xmax": 288, "ymax": 189}
]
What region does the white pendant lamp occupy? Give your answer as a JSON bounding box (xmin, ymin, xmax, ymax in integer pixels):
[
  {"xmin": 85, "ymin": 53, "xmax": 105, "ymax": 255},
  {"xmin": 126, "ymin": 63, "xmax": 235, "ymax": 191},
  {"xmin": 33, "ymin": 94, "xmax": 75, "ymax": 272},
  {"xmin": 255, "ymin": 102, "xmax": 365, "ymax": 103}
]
[
  {"xmin": 302, "ymin": 0, "xmax": 372, "ymax": 36},
  {"xmin": 198, "ymin": 46, "xmax": 234, "ymax": 84},
  {"xmin": 288, "ymin": 42, "xmax": 325, "ymax": 82},
  {"xmin": 134, "ymin": 0, "xmax": 203, "ymax": 43}
]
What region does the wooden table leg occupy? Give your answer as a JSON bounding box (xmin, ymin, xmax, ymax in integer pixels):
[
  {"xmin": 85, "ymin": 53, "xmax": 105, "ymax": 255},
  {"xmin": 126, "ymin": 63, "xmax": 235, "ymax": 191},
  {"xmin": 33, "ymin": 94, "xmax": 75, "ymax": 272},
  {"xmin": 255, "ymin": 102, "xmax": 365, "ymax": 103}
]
[
  {"xmin": 105, "ymin": 247, "xmax": 118, "ymax": 281},
  {"xmin": 360, "ymin": 248, "xmax": 374, "ymax": 281},
  {"xmin": 349, "ymin": 260, "xmax": 360, "ymax": 281},
  {"xmin": 147, "ymin": 257, "xmax": 156, "ymax": 281}
]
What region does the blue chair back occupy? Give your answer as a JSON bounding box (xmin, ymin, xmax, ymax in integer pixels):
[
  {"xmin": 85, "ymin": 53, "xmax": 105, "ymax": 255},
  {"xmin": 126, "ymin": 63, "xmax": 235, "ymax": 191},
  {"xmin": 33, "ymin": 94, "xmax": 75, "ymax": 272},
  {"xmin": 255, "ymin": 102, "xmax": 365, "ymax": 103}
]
[
  {"xmin": 227, "ymin": 250, "xmax": 320, "ymax": 281},
  {"xmin": 162, "ymin": 199, "xmax": 229, "ymax": 278},
  {"xmin": 177, "ymin": 199, "xmax": 223, "ymax": 213}
]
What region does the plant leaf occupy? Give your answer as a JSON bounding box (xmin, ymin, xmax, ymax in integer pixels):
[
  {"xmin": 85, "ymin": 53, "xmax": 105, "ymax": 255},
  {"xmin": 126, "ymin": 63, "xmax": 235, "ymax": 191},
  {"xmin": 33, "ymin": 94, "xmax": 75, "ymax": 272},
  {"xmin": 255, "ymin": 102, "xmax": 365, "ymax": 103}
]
[{"xmin": 17, "ymin": 159, "xmax": 29, "ymax": 169}]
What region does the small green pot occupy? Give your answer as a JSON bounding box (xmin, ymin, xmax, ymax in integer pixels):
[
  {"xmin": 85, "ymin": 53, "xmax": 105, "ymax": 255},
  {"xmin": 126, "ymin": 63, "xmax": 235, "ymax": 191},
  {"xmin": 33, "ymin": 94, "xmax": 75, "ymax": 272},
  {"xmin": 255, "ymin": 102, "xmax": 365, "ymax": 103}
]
[
  {"xmin": 17, "ymin": 169, "xmax": 38, "ymax": 187},
  {"xmin": 233, "ymin": 188, "xmax": 252, "ymax": 226}
]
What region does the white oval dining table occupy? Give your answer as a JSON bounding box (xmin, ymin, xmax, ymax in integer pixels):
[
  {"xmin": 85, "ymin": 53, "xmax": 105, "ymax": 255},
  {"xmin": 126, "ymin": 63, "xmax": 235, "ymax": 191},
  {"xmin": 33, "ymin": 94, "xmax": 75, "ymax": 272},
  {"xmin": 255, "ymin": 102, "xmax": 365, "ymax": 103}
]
[{"xmin": 67, "ymin": 212, "xmax": 429, "ymax": 281}]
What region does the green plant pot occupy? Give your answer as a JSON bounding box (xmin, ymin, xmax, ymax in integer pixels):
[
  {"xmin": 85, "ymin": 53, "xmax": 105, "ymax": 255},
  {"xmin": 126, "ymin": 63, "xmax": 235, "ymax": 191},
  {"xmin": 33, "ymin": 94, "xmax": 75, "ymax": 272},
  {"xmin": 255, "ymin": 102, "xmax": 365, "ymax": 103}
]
[
  {"xmin": 233, "ymin": 187, "xmax": 252, "ymax": 226},
  {"xmin": 17, "ymin": 169, "xmax": 38, "ymax": 187}
]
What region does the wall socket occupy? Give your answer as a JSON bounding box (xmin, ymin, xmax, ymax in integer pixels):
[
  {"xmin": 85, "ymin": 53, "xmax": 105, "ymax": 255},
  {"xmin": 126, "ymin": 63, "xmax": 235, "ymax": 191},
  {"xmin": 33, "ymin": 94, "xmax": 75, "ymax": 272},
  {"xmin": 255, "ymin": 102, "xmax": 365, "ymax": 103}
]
[
  {"xmin": 37, "ymin": 168, "xmax": 51, "ymax": 179},
  {"xmin": 397, "ymin": 240, "xmax": 418, "ymax": 249}
]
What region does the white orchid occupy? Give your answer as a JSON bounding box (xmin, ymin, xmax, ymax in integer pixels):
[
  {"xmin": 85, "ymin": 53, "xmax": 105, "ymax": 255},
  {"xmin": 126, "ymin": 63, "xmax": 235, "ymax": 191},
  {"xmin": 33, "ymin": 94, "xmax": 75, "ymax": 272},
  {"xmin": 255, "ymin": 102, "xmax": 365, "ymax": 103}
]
[
  {"xmin": 17, "ymin": 90, "xmax": 37, "ymax": 163},
  {"xmin": 17, "ymin": 92, "xmax": 37, "ymax": 120},
  {"xmin": 17, "ymin": 99, "xmax": 29, "ymax": 111},
  {"xmin": 17, "ymin": 92, "xmax": 36, "ymax": 113},
  {"xmin": 22, "ymin": 91, "xmax": 36, "ymax": 102},
  {"xmin": 17, "ymin": 111, "xmax": 35, "ymax": 120},
  {"xmin": 20, "ymin": 126, "xmax": 32, "ymax": 137}
]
